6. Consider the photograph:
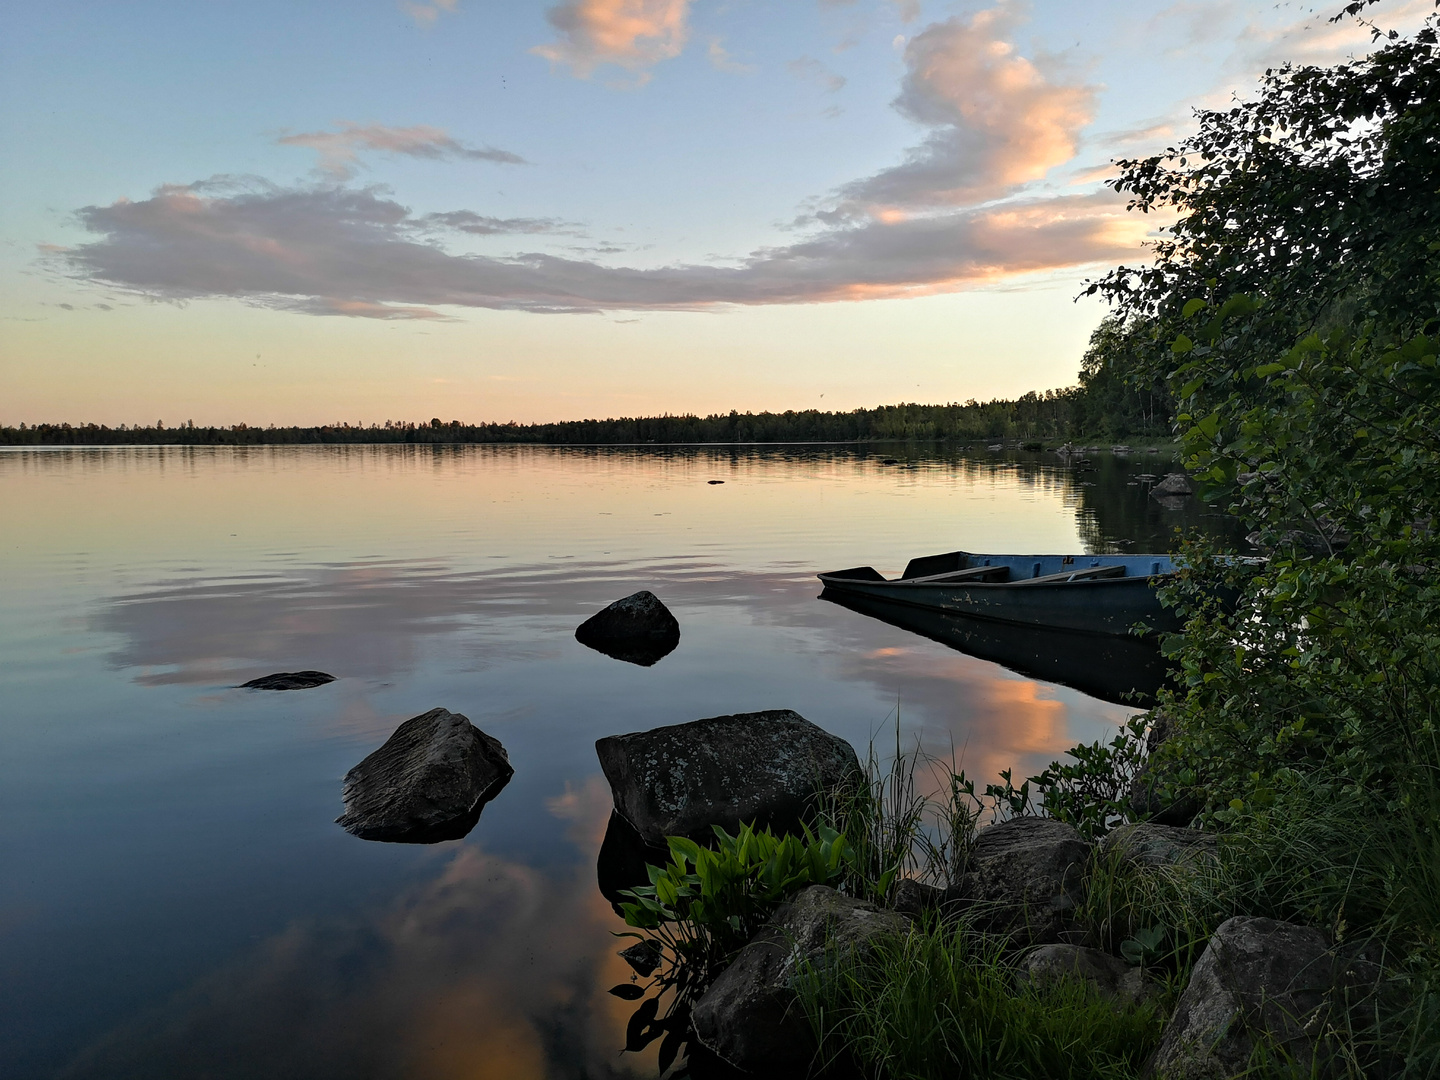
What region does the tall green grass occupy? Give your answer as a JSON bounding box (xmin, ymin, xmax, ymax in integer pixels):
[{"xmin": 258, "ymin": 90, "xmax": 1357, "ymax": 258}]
[
  {"xmin": 801, "ymin": 723, "xmax": 1440, "ymax": 1079},
  {"xmin": 794, "ymin": 912, "xmax": 1164, "ymax": 1080}
]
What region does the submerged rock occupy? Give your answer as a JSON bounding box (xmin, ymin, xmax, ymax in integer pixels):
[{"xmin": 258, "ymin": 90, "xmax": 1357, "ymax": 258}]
[
  {"xmin": 596, "ymin": 810, "xmax": 670, "ymax": 913},
  {"xmin": 619, "ymin": 940, "xmax": 663, "ymax": 977},
  {"xmin": 1146, "ymin": 916, "xmax": 1385, "ymax": 1080},
  {"xmin": 1022, "ymin": 944, "xmax": 1155, "ymax": 1007},
  {"xmin": 953, "ymin": 817, "xmax": 1092, "ymax": 945},
  {"xmin": 239, "ymin": 670, "xmax": 335, "ymax": 690},
  {"xmin": 1151, "ymin": 473, "xmax": 1194, "ymax": 497},
  {"xmin": 574, "ymin": 590, "xmax": 681, "ymax": 666},
  {"xmin": 336, "ymin": 707, "xmax": 512, "ymax": 843},
  {"xmin": 692, "ymin": 885, "xmax": 906, "ymax": 1073},
  {"xmin": 595, "ymin": 709, "xmax": 861, "ymax": 846}
]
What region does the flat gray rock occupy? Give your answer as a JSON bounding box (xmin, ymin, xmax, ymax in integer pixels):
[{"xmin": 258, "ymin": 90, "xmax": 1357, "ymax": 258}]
[
  {"xmin": 1146, "ymin": 916, "xmax": 1384, "ymax": 1079},
  {"xmin": 691, "ymin": 885, "xmax": 906, "ymax": 1072},
  {"xmin": 336, "ymin": 707, "xmax": 512, "ymax": 843},
  {"xmin": 1022, "ymin": 944, "xmax": 1155, "ymax": 1007},
  {"xmin": 1100, "ymin": 822, "xmax": 1217, "ymax": 869},
  {"xmin": 954, "ymin": 817, "xmax": 1092, "ymax": 945},
  {"xmin": 575, "ymin": 590, "xmax": 680, "ymax": 666},
  {"xmin": 595, "ymin": 709, "xmax": 861, "ymax": 846},
  {"xmin": 239, "ymin": 670, "xmax": 335, "ymax": 690}
]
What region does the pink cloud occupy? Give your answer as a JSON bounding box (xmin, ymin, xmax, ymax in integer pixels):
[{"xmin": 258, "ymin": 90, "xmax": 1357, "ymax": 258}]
[
  {"xmin": 62, "ymin": 179, "xmax": 1146, "ymax": 317},
  {"xmin": 400, "ymin": 0, "xmax": 459, "ymax": 28},
  {"xmin": 277, "ymin": 123, "xmax": 525, "ymax": 180},
  {"xmin": 824, "ymin": 3, "xmax": 1096, "ymax": 220},
  {"xmin": 532, "ymin": 0, "xmax": 691, "ymax": 81}
]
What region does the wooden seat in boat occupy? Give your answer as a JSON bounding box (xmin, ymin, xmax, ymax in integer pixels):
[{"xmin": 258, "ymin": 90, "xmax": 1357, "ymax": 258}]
[
  {"xmin": 906, "ymin": 565, "xmax": 1012, "ymax": 584},
  {"xmin": 1015, "ymin": 564, "xmax": 1128, "ymax": 585}
]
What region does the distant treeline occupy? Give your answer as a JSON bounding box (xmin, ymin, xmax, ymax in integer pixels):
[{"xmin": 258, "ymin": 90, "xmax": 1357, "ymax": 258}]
[{"xmin": 1, "ymin": 385, "xmax": 1170, "ymax": 447}]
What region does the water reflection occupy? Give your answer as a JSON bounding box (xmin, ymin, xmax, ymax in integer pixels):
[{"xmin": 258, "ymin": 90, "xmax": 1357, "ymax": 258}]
[
  {"xmin": 60, "ymin": 781, "xmax": 651, "ymax": 1080},
  {"xmin": 820, "ymin": 589, "xmax": 1168, "ymax": 706},
  {"xmin": 0, "ymin": 444, "xmax": 1241, "ymax": 1078}
]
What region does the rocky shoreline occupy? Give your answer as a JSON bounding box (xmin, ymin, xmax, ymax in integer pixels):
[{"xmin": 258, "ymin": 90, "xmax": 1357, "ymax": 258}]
[{"xmin": 593, "ymin": 708, "xmax": 1396, "ymax": 1079}]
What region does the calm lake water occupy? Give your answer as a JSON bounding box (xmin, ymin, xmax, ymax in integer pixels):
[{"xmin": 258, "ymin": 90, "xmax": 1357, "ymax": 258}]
[{"xmin": 0, "ymin": 443, "xmax": 1239, "ymax": 1080}]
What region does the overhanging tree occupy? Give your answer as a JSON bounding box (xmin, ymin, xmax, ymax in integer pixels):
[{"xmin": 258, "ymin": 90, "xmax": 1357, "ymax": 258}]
[{"xmin": 1086, "ymin": 9, "xmax": 1440, "ymax": 813}]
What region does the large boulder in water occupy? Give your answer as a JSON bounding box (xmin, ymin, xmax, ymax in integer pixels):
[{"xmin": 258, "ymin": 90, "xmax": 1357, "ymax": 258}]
[
  {"xmin": 691, "ymin": 885, "xmax": 906, "ymax": 1073},
  {"xmin": 336, "ymin": 707, "xmax": 512, "ymax": 843},
  {"xmin": 575, "ymin": 590, "xmax": 681, "ymax": 666},
  {"xmin": 595, "ymin": 710, "xmax": 861, "ymax": 846}
]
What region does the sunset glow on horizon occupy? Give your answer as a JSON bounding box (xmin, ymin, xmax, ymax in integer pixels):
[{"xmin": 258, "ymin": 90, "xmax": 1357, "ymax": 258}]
[{"xmin": 2, "ymin": 0, "xmax": 1423, "ymax": 426}]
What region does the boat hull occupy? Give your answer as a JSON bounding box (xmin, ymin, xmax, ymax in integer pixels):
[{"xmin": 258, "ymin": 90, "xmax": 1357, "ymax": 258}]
[{"xmin": 817, "ymin": 551, "xmax": 1181, "ymax": 638}]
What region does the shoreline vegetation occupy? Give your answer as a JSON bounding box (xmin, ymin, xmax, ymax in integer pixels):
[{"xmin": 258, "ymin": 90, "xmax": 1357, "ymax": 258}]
[
  {"xmin": 609, "ymin": 9, "xmax": 1440, "ymax": 1078},
  {"xmin": 0, "ymin": 389, "xmax": 1167, "ymax": 448}
]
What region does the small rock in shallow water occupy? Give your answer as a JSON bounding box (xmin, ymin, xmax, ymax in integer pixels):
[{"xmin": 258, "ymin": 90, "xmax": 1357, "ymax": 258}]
[
  {"xmin": 239, "ymin": 670, "xmax": 335, "ymax": 690},
  {"xmin": 575, "ymin": 590, "xmax": 680, "ymax": 666},
  {"xmin": 336, "ymin": 707, "xmax": 512, "ymax": 843},
  {"xmin": 1151, "ymin": 472, "xmax": 1194, "ymax": 497},
  {"xmin": 619, "ymin": 940, "xmax": 663, "ymax": 977}
]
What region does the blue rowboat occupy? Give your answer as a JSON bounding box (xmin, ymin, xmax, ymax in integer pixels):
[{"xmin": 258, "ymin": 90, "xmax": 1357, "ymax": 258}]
[{"xmin": 817, "ymin": 550, "xmax": 1180, "ymax": 638}]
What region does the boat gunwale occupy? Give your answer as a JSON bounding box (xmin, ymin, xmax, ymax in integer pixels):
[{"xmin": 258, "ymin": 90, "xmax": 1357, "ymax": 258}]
[
  {"xmin": 817, "ymin": 550, "xmax": 1179, "ymax": 590},
  {"xmin": 816, "ymin": 572, "xmax": 1175, "ymax": 589},
  {"xmin": 814, "ymin": 584, "xmax": 1160, "ymax": 639}
]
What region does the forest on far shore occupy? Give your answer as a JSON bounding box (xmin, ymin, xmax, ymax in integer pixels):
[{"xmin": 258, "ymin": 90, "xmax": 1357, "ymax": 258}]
[{"xmin": 1, "ymin": 332, "xmax": 1169, "ymax": 447}]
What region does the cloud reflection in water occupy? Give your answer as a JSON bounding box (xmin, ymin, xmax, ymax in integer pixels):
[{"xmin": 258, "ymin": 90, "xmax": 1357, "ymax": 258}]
[{"xmin": 62, "ymin": 779, "xmax": 651, "ymax": 1080}]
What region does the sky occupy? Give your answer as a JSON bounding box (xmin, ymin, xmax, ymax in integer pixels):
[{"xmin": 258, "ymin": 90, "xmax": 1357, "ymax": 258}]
[{"xmin": 0, "ymin": 0, "xmax": 1426, "ymax": 426}]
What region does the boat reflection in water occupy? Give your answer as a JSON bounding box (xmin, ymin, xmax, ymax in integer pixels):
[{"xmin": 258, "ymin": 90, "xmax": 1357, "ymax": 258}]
[{"xmin": 818, "ymin": 587, "xmax": 1170, "ymax": 706}]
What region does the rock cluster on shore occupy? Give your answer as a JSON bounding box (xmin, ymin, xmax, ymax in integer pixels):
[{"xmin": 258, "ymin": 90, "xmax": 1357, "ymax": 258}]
[{"xmin": 592, "ymin": 706, "xmax": 1384, "ymax": 1077}]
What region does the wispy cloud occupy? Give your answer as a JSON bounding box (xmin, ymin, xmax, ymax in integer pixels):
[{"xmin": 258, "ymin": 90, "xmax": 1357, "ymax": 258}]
[
  {"xmin": 400, "ymin": 0, "xmax": 459, "ymax": 28},
  {"xmin": 890, "ymin": 0, "xmax": 921, "ymax": 23},
  {"xmin": 788, "ymin": 56, "xmax": 846, "ymax": 93},
  {"xmin": 532, "ymin": 0, "xmax": 691, "ymax": 83},
  {"xmin": 53, "ymin": 1, "xmax": 1155, "ymax": 323},
  {"xmin": 277, "ymin": 123, "xmax": 525, "ymax": 180},
  {"xmin": 422, "ymin": 210, "xmax": 579, "ymax": 237},
  {"xmin": 60, "ymin": 179, "xmax": 1143, "ymax": 319},
  {"xmin": 819, "ymin": 3, "xmax": 1096, "ymax": 222},
  {"xmin": 708, "ymin": 37, "xmax": 754, "ymax": 74}
]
